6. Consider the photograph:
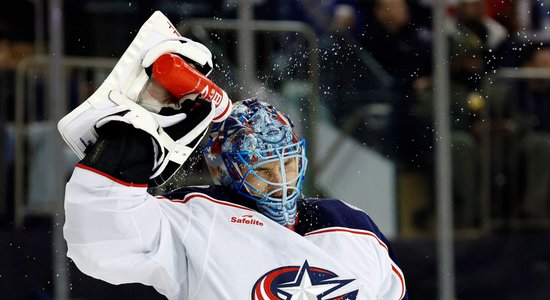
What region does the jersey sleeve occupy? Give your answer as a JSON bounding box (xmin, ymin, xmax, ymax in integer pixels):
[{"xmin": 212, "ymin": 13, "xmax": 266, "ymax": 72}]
[
  {"xmin": 63, "ymin": 165, "xmax": 189, "ymax": 298},
  {"xmin": 347, "ymin": 203, "xmax": 408, "ymax": 300},
  {"xmin": 357, "ymin": 207, "xmax": 407, "ymax": 300},
  {"xmin": 375, "ymin": 230, "xmax": 408, "ymax": 300},
  {"xmin": 299, "ymin": 199, "xmax": 408, "ymax": 299}
]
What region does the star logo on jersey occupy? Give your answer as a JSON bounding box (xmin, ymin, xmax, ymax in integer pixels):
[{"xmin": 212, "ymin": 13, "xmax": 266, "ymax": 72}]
[{"xmin": 251, "ymin": 261, "xmax": 358, "ymax": 300}]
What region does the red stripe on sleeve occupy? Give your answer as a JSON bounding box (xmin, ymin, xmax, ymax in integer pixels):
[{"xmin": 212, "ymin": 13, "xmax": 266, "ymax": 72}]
[
  {"xmin": 159, "ymin": 192, "xmax": 254, "ymax": 212},
  {"xmin": 392, "ymin": 264, "xmax": 406, "ymax": 300},
  {"xmin": 76, "ymin": 163, "xmax": 149, "ymax": 188}
]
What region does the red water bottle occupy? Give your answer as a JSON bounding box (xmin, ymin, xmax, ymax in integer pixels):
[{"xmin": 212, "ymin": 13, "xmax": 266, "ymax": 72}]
[{"xmin": 153, "ymin": 53, "xmax": 232, "ymax": 122}]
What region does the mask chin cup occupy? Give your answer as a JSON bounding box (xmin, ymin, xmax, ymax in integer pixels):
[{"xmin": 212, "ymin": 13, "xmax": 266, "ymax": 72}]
[{"xmin": 256, "ymin": 193, "xmax": 299, "ymax": 226}]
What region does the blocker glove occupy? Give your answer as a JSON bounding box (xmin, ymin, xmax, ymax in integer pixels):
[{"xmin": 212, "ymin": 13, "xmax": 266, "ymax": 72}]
[{"xmin": 80, "ymin": 98, "xmax": 212, "ymax": 186}]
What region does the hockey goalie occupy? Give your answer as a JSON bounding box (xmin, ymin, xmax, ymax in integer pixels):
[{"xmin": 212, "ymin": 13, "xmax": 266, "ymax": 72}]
[{"xmin": 60, "ymin": 11, "xmax": 407, "ymax": 300}]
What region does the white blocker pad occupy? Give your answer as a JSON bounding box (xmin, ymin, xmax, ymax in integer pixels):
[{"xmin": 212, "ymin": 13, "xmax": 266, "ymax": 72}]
[{"xmin": 58, "ymin": 11, "xmax": 215, "ymax": 184}]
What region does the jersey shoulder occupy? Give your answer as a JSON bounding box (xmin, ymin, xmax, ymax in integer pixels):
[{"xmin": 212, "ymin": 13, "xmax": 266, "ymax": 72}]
[
  {"xmin": 162, "ymin": 185, "xmax": 226, "ymax": 200},
  {"xmin": 296, "ymin": 198, "xmax": 383, "ymax": 239},
  {"xmin": 160, "ymin": 185, "xmax": 256, "ymax": 210},
  {"xmin": 297, "ymin": 199, "xmax": 406, "ymax": 277}
]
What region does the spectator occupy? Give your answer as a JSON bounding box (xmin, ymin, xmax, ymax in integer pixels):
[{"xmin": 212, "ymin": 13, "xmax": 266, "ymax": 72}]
[
  {"xmin": 501, "ymin": 45, "xmax": 550, "ymax": 219},
  {"xmin": 446, "ymin": 0, "xmax": 509, "ymax": 74},
  {"xmin": 332, "ymin": 3, "xmax": 358, "ymax": 33},
  {"xmin": 359, "ymin": 0, "xmax": 432, "ymax": 90},
  {"xmin": 449, "ymin": 0, "xmax": 508, "ymax": 50},
  {"xmin": 490, "ymin": 0, "xmax": 550, "ymax": 70},
  {"xmin": 414, "ymin": 33, "xmax": 487, "ymax": 228},
  {"xmin": 354, "ymin": 0, "xmax": 433, "ymax": 166}
]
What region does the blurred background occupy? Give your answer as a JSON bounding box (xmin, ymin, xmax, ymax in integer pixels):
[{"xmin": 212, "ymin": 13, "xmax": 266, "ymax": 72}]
[{"xmin": 1, "ymin": 0, "xmax": 550, "ymax": 299}]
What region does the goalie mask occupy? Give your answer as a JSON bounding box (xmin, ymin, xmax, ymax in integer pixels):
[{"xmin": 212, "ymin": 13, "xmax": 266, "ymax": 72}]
[{"xmin": 203, "ymin": 99, "xmax": 307, "ymax": 227}]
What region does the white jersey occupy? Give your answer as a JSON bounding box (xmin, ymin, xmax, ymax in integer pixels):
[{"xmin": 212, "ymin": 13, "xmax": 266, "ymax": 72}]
[{"xmin": 64, "ymin": 164, "xmax": 407, "ymax": 300}]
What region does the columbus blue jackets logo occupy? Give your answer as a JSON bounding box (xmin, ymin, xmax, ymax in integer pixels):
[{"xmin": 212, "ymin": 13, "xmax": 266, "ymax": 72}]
[{"xmin": 251, "ymin": 261, "xmax": 358, "ymax": 300}]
